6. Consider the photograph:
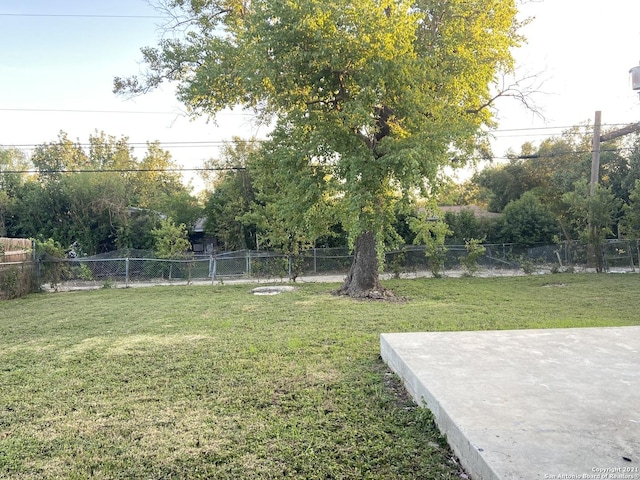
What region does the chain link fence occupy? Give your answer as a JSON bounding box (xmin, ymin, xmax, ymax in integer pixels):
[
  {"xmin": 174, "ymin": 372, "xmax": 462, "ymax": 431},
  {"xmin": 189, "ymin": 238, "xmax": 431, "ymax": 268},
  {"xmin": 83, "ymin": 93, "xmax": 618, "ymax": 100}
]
[{"xmin": 27, "ymin": 239, "xmax": 639, "ymax": 291}]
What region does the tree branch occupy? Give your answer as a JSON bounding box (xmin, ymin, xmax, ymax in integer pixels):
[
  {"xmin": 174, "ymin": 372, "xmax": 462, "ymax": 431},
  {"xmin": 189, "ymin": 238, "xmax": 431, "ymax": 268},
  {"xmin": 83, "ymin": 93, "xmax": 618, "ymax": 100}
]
[{"xmin": 466, "ymin": 72, "xmax": 547, "ymax": 120}]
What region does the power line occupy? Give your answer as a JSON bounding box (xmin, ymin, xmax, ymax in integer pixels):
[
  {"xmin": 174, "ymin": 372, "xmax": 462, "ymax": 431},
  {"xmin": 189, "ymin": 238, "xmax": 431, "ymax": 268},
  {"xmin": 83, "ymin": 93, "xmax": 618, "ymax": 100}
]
[
  {"xmin": 3, "ymin": 104, "xmax": 631, "ymax": 136},
  {"xmin": 490, "ymin": 125, "xmax": 577, "ymax": 133},
  {"xmin": 2, "ymin": 141, "xmax": 259, "ymax": 151},
  {"xmin": 2, "ymin": 128, "xmax": 633, "ymax": 151},
  {"xmin": 491, "ymin": 122, "xmax": 640, "ymax": 133},
  {"xmin": 0, "ymin": 108, "xmax": 178, "ymax": 115},
  {"xmin": 494, "ymin": 146, "xmax": 636, "ymax": 161},
  {"xmin": 0, "ymin": 107, "xmax": 255, "ymax": 116},
  {"xmin": 2, "ymin": 145, "xmax": 636, "ymax": 174},
  {"xmin": 3, "ymin": 104, "xmax": 634, "ymax": 137},
  {"xmin": 492, "ymin": 123, "xmax": 637, "ymax": 135},
  {"xmin": 0, "ymin": 13, "xmax": 166, "ymax": 19},
  {"xmin": 1, "ymin": 167, "xmax": 245, "ymax": 174},
  {"xmin": 0, "ymin": 105, "xmax": 599, "ymax": 130}
]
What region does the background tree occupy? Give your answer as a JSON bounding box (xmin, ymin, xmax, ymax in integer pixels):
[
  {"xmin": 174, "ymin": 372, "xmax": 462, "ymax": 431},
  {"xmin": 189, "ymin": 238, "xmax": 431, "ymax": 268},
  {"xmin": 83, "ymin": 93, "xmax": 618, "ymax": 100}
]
[
  {"xmin": 443, "ymin": 208, "xmax": 500, "ymax": 244},
  {"xmin": 115, "ymin": 207, "xmax": 162, "ymax": 251},
  {"xmin": 620, "ymin": 133, "xmax": 640, "ymax": 199},
  {"xmin": 130, "ymin": 142, "xmax": 202, "ymax": 228},
  {"xmin": 621, "ymin": 179, "xmax": 640, "ymax": 238},
  {"xmin": 116, "ymin": 0, "xmax": 524, "ymax": 297},
  {"xmin": 0, "ymin": 147, "xmax": 29, "ymax": 194},
  {"xmin": 408, "ymin": 204, "xmax": 451, "ymax": 277},
  {"xmin": 0, "ymin": 190, "xmax": 9, "ymax": 238},
  {"xmin": 0, "ymin": 148, "xmax": 29, "ymax": 236},
  {"xmin": 30, "ymin": 132, "xmax": 91, "ymax": 182},
  {"xmin": 562, "ymin": 181, "xmax": 621, "ymax": 272},
  {"xmin": 437, "ymin": 178, "xmax": 483, "ymax": 208},
  {"xmin": 202, "ymin": 138, "xmax": 259, "ymax": 251},
  {"xmin": 151, "ymin": 217, "xmax": 192, "ymax": 259},
  {"xmin": 472, "ymin": 128, "xmax": 591, "ymax": 214},
  {"xmin": 5, "ymin": 133, "xmax": 199, "ymax": 255},
  {"xmin": 60, "ymin": 173, "xmax": 129, "ymax": 254},
  {"xmin": 497, "ymin": 192, "xmax": 558, "ymax": 246},
  {"xmin": 246, "ymin": 133, "xmax": 341, "ymax": 255},
  {"xmin": 473, "ymin": 158, "xmax": 531, "ymax": 212},
  {"xmin": 470, "ymin": 126, "xmax": 640, "ymax": 246}
]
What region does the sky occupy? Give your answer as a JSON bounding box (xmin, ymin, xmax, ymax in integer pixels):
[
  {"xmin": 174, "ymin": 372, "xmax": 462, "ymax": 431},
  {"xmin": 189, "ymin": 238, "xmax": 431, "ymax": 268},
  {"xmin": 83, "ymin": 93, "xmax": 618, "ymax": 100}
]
[{"xmin": 1, "ymin": 0, "xmax": 640, "ymax": 193}]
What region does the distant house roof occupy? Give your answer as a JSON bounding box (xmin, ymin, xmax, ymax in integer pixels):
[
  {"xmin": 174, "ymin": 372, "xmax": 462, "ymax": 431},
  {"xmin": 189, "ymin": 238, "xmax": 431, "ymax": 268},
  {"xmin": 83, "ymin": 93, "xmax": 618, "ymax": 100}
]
[
  {"xmin": 439, "ymin": 205, "xmax": 501, "ymax": 219},
  {"xmin": 193, "ymin": 217, "xmax": 207, "ymax": 233},
  {"xmin": 125, "ymin": 206, "xmax": 167, "ymax": 220}
]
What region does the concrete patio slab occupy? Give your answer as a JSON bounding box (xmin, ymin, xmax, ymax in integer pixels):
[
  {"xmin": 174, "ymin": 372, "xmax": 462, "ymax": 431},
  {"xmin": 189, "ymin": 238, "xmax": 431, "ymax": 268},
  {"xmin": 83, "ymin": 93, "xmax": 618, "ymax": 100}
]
[{"xmin": 380, "ymin": 327, "xmax": 640, "ymax": 480}]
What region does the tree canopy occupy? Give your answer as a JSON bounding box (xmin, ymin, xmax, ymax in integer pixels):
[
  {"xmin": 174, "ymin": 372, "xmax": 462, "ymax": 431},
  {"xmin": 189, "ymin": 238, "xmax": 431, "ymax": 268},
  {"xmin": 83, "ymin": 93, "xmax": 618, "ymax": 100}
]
[
  {"xmin": 1, "ymin": 133, "xmax": 201, "ymax": 256},
  {"xmin": 116, "ymin": 0, "xmax": 524, "ymax": 296}
]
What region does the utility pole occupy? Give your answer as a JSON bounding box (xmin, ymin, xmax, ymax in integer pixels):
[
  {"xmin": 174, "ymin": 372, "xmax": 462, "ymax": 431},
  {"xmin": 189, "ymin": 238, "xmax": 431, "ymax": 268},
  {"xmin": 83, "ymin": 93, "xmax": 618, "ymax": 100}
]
[
  {"xmin": 588, "ymin": 64, "xmax": 640, "ymax": 196},
  {"xmin": 585, "ymin": 66, "xmax": 640, "ymax": 271},
  {"xmin": 599, "ymin": 121, "xmax": 640, "ymax": 142},
  {"xmin": 589, "ymin": 113, "xmax": 640, "ymax": 197}
]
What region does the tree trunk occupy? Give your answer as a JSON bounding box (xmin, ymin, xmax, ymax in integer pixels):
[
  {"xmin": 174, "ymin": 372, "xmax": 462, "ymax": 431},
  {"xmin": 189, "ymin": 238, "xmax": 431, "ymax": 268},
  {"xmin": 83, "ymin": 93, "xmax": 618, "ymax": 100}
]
[{"xmin": 335, "ymin": 231, "xmax": 392, "ymax": 299}]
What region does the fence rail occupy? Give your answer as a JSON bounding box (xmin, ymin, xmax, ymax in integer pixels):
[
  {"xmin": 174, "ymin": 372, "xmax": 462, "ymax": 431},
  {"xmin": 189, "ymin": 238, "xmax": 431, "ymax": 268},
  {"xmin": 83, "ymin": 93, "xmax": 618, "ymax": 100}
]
[{"xmin": 21, "ymin": 240, "xmax": 638, "ymax": 291}]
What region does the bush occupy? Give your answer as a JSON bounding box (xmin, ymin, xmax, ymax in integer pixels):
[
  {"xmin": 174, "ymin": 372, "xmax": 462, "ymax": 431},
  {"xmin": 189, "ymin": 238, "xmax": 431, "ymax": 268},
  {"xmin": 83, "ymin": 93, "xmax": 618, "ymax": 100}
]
[
  {"xmin": 460, "ymin": 238, "xmax": 486, "ymax": 276},
  {"xmin": 425, "ymin": 244, "xmax": 447, "ymax": 278},
  {"xmin": 388, "ymin": 251, "xmax": 407, "ymax": 279},
  {"xmin": 0, "ymin": 263, "xmax": 37, "ymax": 299},
  {"xmin": 35, "ymin": 238, "xmax": 71, "ymax": 290},
  {"xmin": 498, "ymin": 192, "xmax": 559, "ymax": 246},
  {"xmin": 519, "ymin": 256, "xmax": 536, "ymax": 275},
  {"xmin": 71, "ymin": 263, "xmax": 94, "ymax": 281}
]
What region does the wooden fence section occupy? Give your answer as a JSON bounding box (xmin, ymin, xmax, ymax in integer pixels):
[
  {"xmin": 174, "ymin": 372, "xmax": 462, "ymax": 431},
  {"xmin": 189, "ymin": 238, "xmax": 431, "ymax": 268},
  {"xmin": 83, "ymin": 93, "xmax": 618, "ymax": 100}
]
[{"xmin": 0, "ymin": 237, "xmax": 32, "ymax": 263}]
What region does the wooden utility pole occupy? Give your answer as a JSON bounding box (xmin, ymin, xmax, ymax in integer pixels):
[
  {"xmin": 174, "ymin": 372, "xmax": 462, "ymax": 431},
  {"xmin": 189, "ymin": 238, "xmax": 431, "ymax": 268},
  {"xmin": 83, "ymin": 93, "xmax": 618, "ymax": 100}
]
[
  {"xmin": 590, "ymin": 112, "xmax": 640, "ymax": 196},
  {"xmin": 600, "ymin": 121, "xmax": 640, "ymax": 142}
]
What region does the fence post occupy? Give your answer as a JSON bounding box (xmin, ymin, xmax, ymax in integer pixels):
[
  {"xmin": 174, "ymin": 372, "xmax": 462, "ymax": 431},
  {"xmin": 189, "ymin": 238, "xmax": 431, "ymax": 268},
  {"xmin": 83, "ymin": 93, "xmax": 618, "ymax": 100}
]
[
  {"xmin": 313, "ymin": 248, "xmax": 317, "ymax": 274},
  {"xmin": 125, "ymin": 258, "xmax": 129, "ymax": 287},
  {"xmin": 210, "ymin": 255, "xmax": 217, "ymax": 284},
  {"xmin": 36, "ymin": 258, "xmax": 41, "ymax": 288},
  {"xmin": 246, "ymin": 250, "xmax": 251, "ymax": 276},
  {"xmin": 288, "ymin": 256, "xmax": 292, "ymax": 279}
]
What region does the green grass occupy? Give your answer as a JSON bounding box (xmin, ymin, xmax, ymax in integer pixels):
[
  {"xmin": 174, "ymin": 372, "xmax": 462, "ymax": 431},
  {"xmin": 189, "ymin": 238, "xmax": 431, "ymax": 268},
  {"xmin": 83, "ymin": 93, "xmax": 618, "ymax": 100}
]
[{"xmin": 1, "ymin": 274, "xmax": 639, "ymax": 479}]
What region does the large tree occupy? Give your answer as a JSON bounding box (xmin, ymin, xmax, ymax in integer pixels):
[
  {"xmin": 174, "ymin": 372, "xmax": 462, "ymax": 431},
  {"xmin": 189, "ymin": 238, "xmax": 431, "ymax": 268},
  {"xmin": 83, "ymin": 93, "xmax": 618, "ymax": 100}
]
[{"xmin": 116, "ymin": 0, "xmax": 523, "ymax": 297}]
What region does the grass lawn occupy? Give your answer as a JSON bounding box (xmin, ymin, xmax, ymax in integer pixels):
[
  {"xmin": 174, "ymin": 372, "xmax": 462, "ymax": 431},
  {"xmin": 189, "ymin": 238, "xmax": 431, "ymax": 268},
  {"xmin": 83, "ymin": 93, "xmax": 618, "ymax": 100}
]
[{"xmin": 1, "ymin": 274, "xmax": 639, "ymax": 479}]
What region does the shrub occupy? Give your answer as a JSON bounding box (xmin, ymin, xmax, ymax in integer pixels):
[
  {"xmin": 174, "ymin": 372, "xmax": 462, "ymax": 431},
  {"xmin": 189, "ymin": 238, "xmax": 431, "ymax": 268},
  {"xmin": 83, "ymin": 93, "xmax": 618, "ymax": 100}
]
[
  {"xmin": 409, "ymin": 209, "xmax": 450, "ymax": 279},
  {"xmin": 0, "ymin": 263, "xmax": 37, "ymax": 299},
  {"xmin": 35, "ymin": 238, "xmax": 71, "ymax": 290},
  {"xmin": 460, "ymin": 238, "xmax": 486, "ymax": 276},
  {"xmin": 519, "ymin": 256, "xmax": 536, "ymax": 275},
  {"xmin": 388, "ymin": 251, "xmax": 406, "ymax": 279},
  {"xmin": 72, "ymin": 263, "xmax": 94, "ymax": 281},
  {"xmin": 498, "ymin": 192, "xmax": 558, "ymax": 246}
]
